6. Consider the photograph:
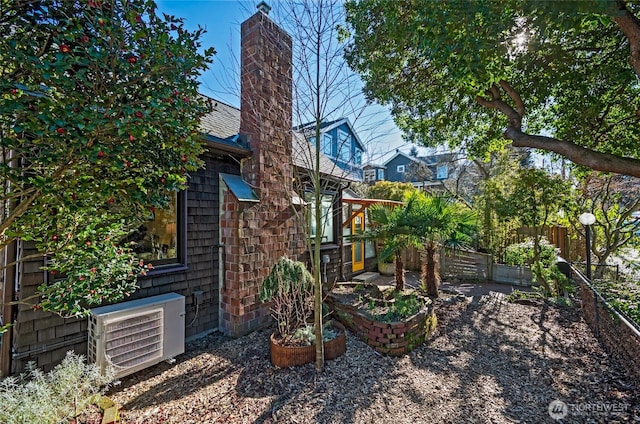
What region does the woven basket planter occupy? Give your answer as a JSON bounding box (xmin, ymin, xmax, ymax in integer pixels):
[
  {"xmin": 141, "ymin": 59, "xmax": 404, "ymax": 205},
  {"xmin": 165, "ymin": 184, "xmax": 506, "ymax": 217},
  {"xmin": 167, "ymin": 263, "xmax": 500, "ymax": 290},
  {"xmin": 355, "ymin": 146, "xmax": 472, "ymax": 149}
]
[{"xmin": 270, "ymin": 320, "xmax": 346, "ymax": 367}]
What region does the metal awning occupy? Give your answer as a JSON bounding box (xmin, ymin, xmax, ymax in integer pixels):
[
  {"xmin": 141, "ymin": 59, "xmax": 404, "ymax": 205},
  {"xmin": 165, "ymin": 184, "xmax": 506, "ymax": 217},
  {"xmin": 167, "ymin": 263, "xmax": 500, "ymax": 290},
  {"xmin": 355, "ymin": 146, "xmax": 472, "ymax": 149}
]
[{"xmin": 220, "ymin": 173, "xmax": 259, "ymax": 203}]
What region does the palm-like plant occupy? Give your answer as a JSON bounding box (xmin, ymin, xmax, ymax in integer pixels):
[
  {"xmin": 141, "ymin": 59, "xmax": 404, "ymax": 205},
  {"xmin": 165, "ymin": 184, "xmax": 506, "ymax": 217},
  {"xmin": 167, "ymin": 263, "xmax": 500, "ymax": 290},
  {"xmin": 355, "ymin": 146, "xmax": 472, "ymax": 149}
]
[
  {"xmin": 409, "ymin": 193, "xmax": 476, "ymax": 297},
  {"xmin": 358, "ymin": 192, "xmax": 475, "ymax": 294},
  {"xmin": 363, "ymin": 196, "xmax": 422, "ymax": 291}
]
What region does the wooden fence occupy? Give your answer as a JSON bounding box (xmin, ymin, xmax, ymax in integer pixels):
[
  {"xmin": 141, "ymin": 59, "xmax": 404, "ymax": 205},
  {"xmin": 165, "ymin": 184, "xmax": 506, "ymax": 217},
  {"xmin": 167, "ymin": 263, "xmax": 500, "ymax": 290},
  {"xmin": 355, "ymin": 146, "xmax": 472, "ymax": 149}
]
[
  {"xmin": 440, "ymin": 249, "xmax": 491, "ymax": 281},
  {"xmin": 404, "ymin": 247, "xmax": 534, "ymax": 285}
]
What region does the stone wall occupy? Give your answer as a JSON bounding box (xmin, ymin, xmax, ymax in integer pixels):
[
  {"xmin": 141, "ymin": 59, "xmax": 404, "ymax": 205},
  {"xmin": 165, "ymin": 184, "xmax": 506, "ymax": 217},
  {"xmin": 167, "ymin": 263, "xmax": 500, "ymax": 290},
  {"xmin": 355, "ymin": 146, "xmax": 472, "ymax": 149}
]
[
  {"xmin": 578, "ymin": 280, "xmax": 640, "ymax": 383},
  {"xmin": 10, "ymin": 152, "xmax": 238, "ymax": 373}
]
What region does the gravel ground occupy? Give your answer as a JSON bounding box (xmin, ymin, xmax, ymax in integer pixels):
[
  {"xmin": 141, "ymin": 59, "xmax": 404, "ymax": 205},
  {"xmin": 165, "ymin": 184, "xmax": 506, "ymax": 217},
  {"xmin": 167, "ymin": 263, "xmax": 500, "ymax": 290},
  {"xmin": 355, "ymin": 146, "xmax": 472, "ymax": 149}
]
[{"xmin": 108, "ymin": 293, "xmax": 639, "ymax": 424}]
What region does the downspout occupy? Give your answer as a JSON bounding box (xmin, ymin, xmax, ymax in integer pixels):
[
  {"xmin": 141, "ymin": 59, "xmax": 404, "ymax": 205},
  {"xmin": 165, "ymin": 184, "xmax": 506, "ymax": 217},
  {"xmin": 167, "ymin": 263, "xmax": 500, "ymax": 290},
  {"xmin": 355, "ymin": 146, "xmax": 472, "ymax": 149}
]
[{"xmin": 1, "ymin": 241, "xmax": 16, "ymax": 377}]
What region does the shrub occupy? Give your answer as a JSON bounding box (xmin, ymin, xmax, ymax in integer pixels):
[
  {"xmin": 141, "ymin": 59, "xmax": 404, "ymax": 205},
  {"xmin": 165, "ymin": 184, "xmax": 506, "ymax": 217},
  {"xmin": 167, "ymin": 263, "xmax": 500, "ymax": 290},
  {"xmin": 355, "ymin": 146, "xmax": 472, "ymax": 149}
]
[
  {"xmin": 504, "ymin": 238, "xmax": 557, "ymax": 267},
  {"xmin": 377, "ymin": 292, "xmax": 423, "ymax": 323},
  {"xmin": 0, "ymin": 352, "xmax": 114, "ymax": 424},
  {"xmin": 259, "ymin": 257, "xmax": 314, "ymax": 341},
  {"xmin": 592, "ymin": 279, "xmax": 640, "ymax": 326}
]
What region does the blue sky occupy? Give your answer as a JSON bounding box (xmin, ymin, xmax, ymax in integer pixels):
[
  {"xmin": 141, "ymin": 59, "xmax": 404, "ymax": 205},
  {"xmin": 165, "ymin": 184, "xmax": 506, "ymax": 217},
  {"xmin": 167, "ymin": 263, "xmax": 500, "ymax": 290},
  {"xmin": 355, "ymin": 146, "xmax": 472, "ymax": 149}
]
[{"xmin": 155, "ymin": 0, "xmax": 431, "ymax": 163}]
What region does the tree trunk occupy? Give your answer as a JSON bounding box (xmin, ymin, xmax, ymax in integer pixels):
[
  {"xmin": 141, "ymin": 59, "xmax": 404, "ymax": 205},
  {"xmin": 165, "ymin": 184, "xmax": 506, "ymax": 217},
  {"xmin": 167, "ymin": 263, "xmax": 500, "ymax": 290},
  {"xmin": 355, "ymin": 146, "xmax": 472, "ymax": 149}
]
[
  {"xmin": 394, "ymin": 253, "xmax": 405, "ymax": 291},
  {"xmin": 423, "ymin": 243, "xmax": 440, "ymax": 297}
]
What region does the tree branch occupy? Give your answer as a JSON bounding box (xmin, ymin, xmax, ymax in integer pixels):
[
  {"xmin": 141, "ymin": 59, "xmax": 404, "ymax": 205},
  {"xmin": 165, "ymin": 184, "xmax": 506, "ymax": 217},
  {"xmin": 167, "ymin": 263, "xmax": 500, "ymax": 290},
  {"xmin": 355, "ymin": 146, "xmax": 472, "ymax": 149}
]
[
  {"xmin": 504, "ymin": 126, "xmax": 640, "ymax": 177},
  {"xmin": 498, "ymin": 80, "xmax": 524, "ymax": 118},
  {"xmin": 476, "ymin": 85, "xmax": 522, "ymax": 129},
  {"xmin": 613, "ymin": 0, "xmax": 640, "ymax": 78}
]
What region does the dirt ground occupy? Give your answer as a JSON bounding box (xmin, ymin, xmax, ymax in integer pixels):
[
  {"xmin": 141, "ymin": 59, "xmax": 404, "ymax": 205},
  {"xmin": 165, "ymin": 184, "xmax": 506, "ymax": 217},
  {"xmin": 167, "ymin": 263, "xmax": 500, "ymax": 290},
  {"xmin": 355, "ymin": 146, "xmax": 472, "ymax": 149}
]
[{"xmin": 106, "ymin": 282, "xmax": 639, "ymax": 424}]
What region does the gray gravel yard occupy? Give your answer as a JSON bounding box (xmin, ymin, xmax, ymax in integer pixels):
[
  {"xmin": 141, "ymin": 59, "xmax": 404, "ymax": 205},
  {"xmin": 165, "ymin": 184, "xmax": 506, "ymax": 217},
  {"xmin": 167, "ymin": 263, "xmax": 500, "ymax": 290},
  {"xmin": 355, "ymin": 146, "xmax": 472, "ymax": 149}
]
[{"xmin": 108, "ymin": 293, "xmax": 639, "ymax": 423}]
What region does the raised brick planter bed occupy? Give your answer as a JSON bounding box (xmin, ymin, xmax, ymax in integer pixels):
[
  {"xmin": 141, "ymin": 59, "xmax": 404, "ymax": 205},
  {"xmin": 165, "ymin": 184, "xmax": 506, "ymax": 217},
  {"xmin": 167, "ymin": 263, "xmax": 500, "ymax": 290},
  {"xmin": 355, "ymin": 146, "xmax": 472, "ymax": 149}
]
[{"xmin": 326, "ymin": 295, "xmax": 437, "ymax": 356}]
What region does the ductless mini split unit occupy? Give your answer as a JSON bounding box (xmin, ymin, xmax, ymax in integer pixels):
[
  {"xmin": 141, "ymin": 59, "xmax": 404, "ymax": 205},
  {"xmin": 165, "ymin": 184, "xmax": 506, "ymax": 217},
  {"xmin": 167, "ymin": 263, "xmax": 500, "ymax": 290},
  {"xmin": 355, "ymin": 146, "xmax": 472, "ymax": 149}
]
[{"xmin": 88, "ymin": 292, "xmax": 185, "ymax": 379}]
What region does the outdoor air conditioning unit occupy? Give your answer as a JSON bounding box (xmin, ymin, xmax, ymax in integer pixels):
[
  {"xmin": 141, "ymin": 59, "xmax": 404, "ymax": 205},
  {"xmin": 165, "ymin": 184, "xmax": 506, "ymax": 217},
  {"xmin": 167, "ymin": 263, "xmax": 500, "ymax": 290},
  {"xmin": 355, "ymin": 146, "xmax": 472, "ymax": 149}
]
[{"xmin": 88, "ymin": 292, "xmax": 185, "ymax": 379}]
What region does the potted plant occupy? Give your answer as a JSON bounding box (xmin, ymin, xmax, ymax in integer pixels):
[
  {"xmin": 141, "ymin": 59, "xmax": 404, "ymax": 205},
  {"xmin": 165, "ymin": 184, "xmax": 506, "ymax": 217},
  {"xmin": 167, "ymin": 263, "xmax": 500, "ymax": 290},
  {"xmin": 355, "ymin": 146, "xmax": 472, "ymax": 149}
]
[
  {"xmin": 260, "ymin": 256, "xmax": 346, "ymax": 367},
  {"xmin": 377, "ymin": 246, "xmax": 396, "ymax": 276}
]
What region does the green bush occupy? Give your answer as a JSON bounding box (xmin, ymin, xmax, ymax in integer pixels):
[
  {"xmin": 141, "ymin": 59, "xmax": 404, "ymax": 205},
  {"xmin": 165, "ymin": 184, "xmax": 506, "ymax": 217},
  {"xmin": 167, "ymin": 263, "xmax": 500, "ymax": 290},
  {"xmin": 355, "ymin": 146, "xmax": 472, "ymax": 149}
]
[
  {"xmin": 504, "ymin": 238, "xmax": 557, "ymax": 267},
  {"xmin": 377, "ymin": 292, "xmax": 423, "ymax": 323},
  {"xmin": 593, "ymin": 279, "xmax": 640, "ymax": 326},
  {"xmin": 0, "ymin": 352, "xmax": 113, "ymax": 424}
]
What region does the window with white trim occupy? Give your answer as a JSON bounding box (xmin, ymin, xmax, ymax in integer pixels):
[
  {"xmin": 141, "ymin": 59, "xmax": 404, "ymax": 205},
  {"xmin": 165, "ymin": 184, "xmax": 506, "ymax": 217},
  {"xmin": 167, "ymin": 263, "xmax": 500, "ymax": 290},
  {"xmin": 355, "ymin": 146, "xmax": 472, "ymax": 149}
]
[
  {"xmin": 306, "ymin": 193, "xmax": 335, "ymax": 243},
  {"xmin": 397, "ymin": 164, "xmax": 405, "ymax": 173},
  {"xmin": 377, "ymin": 169, "xmax": 384, "ymax": 180},
  {"xmin": 436, "ymin": 164, "xmax": 448, "ymax": 179},
  {"xmin": 322, "ymin": 133, "xmax": 333, "ymax": 156},
  {"xmin": 337, "ymin": 130, "xmax": 351, "ymax": 162}
]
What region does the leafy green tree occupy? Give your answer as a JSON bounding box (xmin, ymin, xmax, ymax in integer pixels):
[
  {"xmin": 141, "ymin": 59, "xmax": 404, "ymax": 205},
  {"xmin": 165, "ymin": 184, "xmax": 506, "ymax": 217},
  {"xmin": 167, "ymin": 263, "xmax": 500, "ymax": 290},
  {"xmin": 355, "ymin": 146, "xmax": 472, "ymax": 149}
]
[
  {"xmin": 0, "ymin": 0, "xmax": 214, "ymax": 315},
  {"xmin": 367, "ymin": 180, "xmax": 416, "ymax": 201},
  {"xmin": 361, "ymin": 192, "xmax": 474, "ymax": 294},
  {"xmin": 472, "ymin": 149, "xmax": 521, "ymax": 257},
  {"xmin": 344, "ymin": 0, "xmax": 640, "ymax": 177},
  {"xmin": 497, "ymin": 169, "xmax": 571, "ymax": 293}
]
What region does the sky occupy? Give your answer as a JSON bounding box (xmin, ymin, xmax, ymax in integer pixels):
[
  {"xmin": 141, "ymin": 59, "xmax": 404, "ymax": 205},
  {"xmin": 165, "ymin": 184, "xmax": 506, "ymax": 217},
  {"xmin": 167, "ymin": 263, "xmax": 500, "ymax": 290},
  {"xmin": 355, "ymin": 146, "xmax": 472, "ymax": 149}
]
[{"xmin": 155, "ymin": 0, "xmax": 435, "ymax": 164}]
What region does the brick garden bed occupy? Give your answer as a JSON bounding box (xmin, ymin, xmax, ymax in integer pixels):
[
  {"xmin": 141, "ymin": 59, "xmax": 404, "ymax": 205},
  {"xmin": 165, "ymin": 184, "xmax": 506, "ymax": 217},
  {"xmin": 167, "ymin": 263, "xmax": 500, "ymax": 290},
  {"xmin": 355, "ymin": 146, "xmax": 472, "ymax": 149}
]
[{"xmin": 326, "ymin": 289, "xmax": 437, "ymax": 356}]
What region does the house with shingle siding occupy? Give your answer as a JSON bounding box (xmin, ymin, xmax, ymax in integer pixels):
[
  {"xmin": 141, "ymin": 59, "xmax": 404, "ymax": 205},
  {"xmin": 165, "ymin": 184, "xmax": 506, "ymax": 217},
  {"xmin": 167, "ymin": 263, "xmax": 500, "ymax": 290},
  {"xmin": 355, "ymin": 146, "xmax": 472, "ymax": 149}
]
[{"xmin": 1, "ymin": 5, "xmax": 374, "ymax": 375}]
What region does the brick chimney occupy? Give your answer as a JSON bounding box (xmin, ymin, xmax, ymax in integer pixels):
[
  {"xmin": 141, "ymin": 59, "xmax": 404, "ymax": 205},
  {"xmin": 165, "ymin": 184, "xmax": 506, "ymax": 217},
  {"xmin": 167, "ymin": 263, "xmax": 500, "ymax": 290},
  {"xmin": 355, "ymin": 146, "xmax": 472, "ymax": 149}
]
[
  {"xmin": 240, "ymin": 3, "xmax": 293, "ymax": 191},
  {"xmin": 220, "ymin": 4, "xmax": 302, "ymax": 337}
]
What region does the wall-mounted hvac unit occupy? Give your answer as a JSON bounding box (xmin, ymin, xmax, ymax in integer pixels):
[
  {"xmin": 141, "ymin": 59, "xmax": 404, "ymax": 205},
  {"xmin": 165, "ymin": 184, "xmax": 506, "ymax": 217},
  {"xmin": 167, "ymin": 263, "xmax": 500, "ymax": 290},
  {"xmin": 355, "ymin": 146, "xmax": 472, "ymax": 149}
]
[{"xmin": 88, "ymin": 292, "xmax": 185, "ymax": 379}]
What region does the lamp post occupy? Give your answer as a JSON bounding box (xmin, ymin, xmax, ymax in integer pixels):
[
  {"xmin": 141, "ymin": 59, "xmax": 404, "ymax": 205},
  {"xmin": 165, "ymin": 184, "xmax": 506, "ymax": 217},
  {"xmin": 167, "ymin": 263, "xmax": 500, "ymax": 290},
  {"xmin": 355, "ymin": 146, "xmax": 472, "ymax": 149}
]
[{"xmin": 579, "ymin": 212, "xmax": 596, "ymax": 280}]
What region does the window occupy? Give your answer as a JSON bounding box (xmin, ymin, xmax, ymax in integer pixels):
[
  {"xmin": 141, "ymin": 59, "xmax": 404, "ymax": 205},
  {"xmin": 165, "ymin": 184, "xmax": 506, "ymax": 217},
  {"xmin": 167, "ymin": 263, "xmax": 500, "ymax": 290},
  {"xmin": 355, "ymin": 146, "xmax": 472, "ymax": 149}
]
[
  {"xmin": 342, "ymin": 204, "xmax": 352, "ymax": 237},
  {"xmin": 307, "ymin": 193, "xmax": 335, "ymax": 243},
  {"xmin": 354, "ymin": 149, "xmax": 362, "ymax": 165},
  {"xmin": 377, "ymin": 169, "xmax": 384, "ymax": 181},
  {"xmin": 364, "ymin": 169, "xmax": 375, "ymax": 183},
  {"xmin": 436, "ymin": 164, "xmax": 448, "ymax": 180},
  {"xmin": 322, "ymin": 134, "xmax": 333, "ymax": 156},
  {"xmin": 128, "ymin": 191, "xmax": 184, "ymax": 267},
  {"xmin": 337, "ymin": 130, "xmax": 351, "ymax": 162},
  {"xmin": 397, "ymin": 164, "xmax": 405, "ymax": 173}
]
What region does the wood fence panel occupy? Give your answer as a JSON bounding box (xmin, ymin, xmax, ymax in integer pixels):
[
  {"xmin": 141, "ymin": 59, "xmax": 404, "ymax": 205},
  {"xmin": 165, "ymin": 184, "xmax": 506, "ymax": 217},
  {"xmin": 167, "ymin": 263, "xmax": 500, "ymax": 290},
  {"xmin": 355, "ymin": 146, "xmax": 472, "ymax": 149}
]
[{"xmin": 441, "ymin": 249, "xmax": 492, "ymax": 281}]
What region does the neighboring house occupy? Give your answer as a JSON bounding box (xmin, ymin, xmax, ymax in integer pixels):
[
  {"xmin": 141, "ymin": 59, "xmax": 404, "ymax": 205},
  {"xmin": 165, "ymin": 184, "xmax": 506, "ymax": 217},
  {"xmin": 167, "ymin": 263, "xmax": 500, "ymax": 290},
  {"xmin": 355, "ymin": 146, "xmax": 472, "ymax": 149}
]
[
  {"xmin": 363, "ymin": 163, "xmax": 386, "ymax": 185},
  {"xmin": 0, "ymin": 5, "xmax": 375, "ymax": 375},
  {"xmin": 383, "ymin": 151, "xmax": 457, "ymax": 191},
  {"xmin": 296, "ymin": 118, "xmax": 366, "ymax": 181}
]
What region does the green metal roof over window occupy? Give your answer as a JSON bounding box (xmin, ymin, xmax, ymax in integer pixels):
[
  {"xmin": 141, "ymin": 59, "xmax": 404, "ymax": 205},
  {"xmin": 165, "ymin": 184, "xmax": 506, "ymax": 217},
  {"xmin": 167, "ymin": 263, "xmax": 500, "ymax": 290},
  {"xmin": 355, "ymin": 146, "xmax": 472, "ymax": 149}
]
[{"xmin": 220, "ymin": 173, "xmax": 259, "ymax": 203}]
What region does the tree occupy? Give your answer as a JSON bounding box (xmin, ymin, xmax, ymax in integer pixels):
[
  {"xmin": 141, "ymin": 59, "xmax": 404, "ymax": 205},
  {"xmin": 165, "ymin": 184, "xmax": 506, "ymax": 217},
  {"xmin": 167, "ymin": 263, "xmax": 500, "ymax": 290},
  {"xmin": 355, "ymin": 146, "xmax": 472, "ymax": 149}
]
[
  {"xmin": 565, "ymin": 173, "xmax": 640, "ymax": 274},
  {"xmin": 264, "ymin": 0, "xmax": 376, "ymax": 372},
  {"xmin": 410, "ymin": 193, "xmax": 475, "ymax": 297},
  {"xmin": 472, "ymin": 149, "xmax": 522, "ymax": 257},
  {"xmin": 364, "ymin": 198, "xmax": 421, "ymax": 291},
  {"xmin": 497, "ymin": 169, "xmax": 571, "ymax": 293},
  {"xmin": 344, "ymin": 0, "xmax": 640, "ymax": 177},
  {"xmin": 367, "ymin": 180, "xmax": 416, "ymax": 201},
  {"xmin": 0, "ymin": 0, "xmax": 214, "ymax": 315}
]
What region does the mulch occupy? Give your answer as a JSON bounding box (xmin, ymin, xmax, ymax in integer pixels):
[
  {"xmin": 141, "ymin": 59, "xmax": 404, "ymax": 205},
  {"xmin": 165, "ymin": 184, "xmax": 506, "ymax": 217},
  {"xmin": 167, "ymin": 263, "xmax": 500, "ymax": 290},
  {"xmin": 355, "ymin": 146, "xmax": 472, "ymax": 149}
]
[{"xmin": 103, "ymin": 293, "xmax": 639, "ymax": 423}]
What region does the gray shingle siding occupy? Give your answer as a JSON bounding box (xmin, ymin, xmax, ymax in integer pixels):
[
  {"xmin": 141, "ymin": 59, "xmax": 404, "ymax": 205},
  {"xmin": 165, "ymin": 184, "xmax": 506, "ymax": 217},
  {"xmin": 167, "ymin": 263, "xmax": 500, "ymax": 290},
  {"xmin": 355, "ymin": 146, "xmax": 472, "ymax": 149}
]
[{"xmin": 10, "ymin": 152, "xmax": 239, "ymax": 373}]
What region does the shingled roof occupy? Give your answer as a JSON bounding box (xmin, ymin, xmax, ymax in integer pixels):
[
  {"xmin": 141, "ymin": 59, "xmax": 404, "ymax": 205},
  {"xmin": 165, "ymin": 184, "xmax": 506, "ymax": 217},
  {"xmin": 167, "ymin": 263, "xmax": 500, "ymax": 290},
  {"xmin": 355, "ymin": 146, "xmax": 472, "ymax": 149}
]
[{"xmin": 199, "ymin": 96, "xmax": 359, "ymax": 181}]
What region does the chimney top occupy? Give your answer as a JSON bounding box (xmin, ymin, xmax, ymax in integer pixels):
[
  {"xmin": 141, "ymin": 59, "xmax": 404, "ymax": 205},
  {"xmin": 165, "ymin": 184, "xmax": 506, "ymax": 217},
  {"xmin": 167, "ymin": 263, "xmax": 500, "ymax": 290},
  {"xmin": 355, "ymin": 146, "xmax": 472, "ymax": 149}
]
[{"xmin": 256, "ymin": 1, "xmax": 271, "ymax": 15}]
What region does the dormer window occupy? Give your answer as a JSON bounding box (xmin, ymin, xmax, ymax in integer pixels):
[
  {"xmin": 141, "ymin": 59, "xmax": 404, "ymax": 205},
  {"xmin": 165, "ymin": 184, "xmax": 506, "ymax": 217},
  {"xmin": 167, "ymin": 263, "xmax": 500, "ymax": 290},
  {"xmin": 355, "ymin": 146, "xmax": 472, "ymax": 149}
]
[
  {"xmin": 436, "ymin": 164, "xmax": 448, "ymax": 179},
  {"xmin": 354, "ymin": 149, "xmax": 362, "ymax": 165},
  {"xmin": 337, "ymin": 130, "xmax": 351, "ymax": 162},
  {"xmin": 322, "ymin": 133, "xmax": 333, "ymax": 156}
]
